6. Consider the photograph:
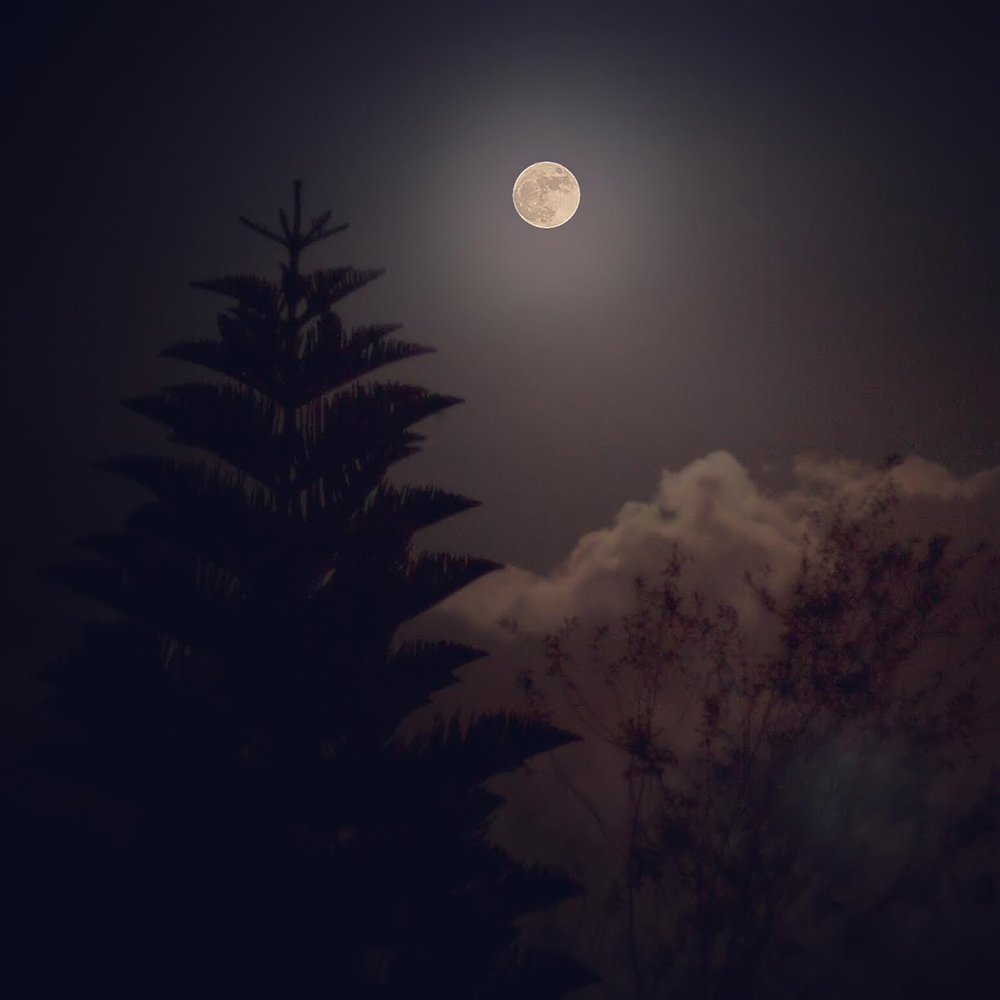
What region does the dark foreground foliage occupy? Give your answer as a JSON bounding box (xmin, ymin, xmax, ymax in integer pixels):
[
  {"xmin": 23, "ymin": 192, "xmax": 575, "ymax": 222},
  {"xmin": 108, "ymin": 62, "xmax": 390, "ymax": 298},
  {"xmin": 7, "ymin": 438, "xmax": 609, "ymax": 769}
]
[
  {"xmin": 508, "ymin": 478, "xmax": 1000, "ymax": 1000},
  {"xmin": 15, "ymin": 183, "xmax": 595, "ymax": 998}
]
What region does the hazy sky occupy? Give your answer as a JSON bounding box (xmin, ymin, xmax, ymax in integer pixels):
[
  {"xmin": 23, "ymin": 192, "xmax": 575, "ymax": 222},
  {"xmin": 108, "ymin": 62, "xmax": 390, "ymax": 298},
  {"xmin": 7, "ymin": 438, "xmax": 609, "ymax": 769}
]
[{"xmin": 4, "ymin": 1, "xmax": 998, "ymax": 663}]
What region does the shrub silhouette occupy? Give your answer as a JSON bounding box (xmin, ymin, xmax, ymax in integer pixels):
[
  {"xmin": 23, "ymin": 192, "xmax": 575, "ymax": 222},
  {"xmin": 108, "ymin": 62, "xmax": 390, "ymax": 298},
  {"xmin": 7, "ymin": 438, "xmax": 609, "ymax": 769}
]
[{"xmin": 507, "ymin": 477, "xmax": 1000, "ymax": 1000}]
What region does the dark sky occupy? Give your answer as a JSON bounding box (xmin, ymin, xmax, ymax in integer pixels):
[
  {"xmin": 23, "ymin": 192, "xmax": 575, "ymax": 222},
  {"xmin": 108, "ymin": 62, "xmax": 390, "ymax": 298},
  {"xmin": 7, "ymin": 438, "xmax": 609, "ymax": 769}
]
[{"xmin": 4, "ymin": 1, "xmax": 998, "ymax": 663}]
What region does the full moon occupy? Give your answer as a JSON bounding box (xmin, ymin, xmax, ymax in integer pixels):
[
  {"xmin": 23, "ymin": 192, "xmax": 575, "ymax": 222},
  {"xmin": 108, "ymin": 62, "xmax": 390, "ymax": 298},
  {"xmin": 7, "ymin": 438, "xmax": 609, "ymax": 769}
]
[{"xmin": 512, "ymin": 161, "xmax": 581, "ymax": 229}]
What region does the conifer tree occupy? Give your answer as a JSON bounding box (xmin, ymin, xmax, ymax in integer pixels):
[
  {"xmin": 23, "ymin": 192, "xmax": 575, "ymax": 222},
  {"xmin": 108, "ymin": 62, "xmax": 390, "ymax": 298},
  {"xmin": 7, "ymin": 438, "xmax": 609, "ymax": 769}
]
[{"xmin": 38, "ymin": 182, "xmax": 595, "ymax": 997}]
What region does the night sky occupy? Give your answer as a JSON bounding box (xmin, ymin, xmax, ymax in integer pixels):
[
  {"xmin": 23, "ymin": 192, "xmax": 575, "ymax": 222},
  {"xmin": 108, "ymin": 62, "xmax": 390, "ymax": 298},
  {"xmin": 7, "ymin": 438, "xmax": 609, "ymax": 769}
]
[
  {"xmin": 4, "ymin": 3, "xmax": 1000, "ymax": 991},
  {"xmin": 6, "ymin": 4, "xmax": 997, "ymax": 646}
]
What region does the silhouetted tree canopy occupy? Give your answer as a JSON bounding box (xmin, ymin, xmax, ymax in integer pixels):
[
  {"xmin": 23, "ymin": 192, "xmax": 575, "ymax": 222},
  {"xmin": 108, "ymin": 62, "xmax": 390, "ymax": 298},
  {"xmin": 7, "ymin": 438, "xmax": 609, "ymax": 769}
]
[
  {"xmin": 27, "ymin": 182, "xmax": 596, "ymax": 998},
  {"xmin": 507, "ymin": 478, "xmax": 1000, "ymax": 1000}
]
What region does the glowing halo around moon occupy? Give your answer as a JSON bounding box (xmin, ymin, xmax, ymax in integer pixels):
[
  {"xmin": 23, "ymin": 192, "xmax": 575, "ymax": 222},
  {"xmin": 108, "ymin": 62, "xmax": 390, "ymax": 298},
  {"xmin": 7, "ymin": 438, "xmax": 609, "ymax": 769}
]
[{"xmin": 512, "ymin": 161, "xmax": 580, "ymax": 229}]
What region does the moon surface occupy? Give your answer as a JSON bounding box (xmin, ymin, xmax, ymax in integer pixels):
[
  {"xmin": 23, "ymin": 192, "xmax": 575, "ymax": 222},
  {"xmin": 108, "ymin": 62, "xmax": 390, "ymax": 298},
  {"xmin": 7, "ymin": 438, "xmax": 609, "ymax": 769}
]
[{"xmin": 512, "ymin": 161, "xmax": 580, "ymax": 229}]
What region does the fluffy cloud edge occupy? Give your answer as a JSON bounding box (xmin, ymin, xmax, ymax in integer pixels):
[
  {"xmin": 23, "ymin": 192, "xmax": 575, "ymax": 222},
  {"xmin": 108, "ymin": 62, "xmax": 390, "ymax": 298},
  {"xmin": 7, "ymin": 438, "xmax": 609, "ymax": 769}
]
[{"xmin": 431, "ymin": 450, "xmax": 1000, "ymax": 640}]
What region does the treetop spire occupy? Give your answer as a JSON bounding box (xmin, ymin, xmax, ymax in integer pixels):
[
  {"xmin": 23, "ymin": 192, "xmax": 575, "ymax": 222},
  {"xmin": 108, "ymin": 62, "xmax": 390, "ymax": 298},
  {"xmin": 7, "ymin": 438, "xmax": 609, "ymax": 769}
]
[{"xmin": 238, "ymin": 179, "xmax": 349, "ymax": 254}]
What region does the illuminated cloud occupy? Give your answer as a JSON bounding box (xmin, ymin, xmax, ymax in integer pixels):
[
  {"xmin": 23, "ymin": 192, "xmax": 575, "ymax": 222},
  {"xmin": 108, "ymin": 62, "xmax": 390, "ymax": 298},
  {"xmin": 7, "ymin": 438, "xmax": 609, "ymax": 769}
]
[
  {"xmin": 404, "ymin": 454, "xmax": 1000, "ymax": 995},
  {"xmin": 434, "ymin": 450, "xmax": 1000, "ymax": 644}
]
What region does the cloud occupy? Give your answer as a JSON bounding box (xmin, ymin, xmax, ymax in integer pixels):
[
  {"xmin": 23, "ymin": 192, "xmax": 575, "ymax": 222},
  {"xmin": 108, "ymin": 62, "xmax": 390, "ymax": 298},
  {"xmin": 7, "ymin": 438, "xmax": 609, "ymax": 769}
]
[
  {"xmin": 405, "ymin": 448, "xmax": 1000, "ymax": 858},
  {"xmin": 405, "ymin": 448, "xmax": 1000, "ymax": 854},
  {"xmin": 432, "ymin": 449, "xmax": 1000, "ymax": 645},
  {"xmin": 400, "ymin": 451, "xmax": 1000, "ymax": 994}
]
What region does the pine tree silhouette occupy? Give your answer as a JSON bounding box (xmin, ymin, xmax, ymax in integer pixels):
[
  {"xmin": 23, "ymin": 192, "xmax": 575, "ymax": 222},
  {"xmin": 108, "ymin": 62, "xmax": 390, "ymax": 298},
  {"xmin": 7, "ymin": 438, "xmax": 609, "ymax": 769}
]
[{"xmin": 36, "ymin": 181, "xmax": 596, "ymax": 997}]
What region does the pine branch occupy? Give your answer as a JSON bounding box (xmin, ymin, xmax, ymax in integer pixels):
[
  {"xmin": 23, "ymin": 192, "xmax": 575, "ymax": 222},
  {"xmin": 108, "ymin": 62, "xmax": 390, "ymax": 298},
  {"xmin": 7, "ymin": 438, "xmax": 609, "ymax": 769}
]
[
  {"xmin": 122, "ymin": 382, "xmax": 285, "ymax": 489},
  {"xmin": 292, "ymin": 382, "xmax": 462, "ymax": 492},
  {"xmin": 407, "ymin": 710, "xmax": 581, "ymax": 785},
  {"xmin": 161, "ymin": 337, "xmax": 281, "ymax": 400},
  {"xmin": 354, "ymin": 482, "xmax": 482, "ymax": 538},
  {"xmin": 97, "ymin": 454, "xmax": 279, "ymax": 586},
  {"xmin": 303, "ymin": 266, "xmax": 386, "ymax": 316},
  {"xmin": 44, "ymin": 540, "xmax": 240, "ymax": 658},
  {"xmin": 379, "ymin": 639, "xmax": 489, "ymax": 719},
  {"xmin": 238, "ymin": 215, "xmax": 286, "ymax": 247},
  {"xmin": 293, "ymin": 322, "xmax": 438, "ymax": 401},
  {"xmin": 302, "ymin": 221, "xmax": 349, "ymax": 247},
  {"xmin": 303, "ymin": 210, "xmax": 350, "ymax": 247},
  {"xmin": 396, "ymin": 550, "xmax": 504, "ymax": 619},
  {"xmin": 191, "ymin": 274, "xmax": 281, "ymax": 317},
  {"xmin": 308, "ymin": 210, "xmax": 333, "ymax": 235}
]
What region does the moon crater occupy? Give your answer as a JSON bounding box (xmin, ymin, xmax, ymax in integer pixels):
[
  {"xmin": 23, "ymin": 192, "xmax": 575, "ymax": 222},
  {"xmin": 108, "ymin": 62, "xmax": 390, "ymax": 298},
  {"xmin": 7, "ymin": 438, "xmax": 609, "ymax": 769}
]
[{"xmin": 512, "ymin": 161, "xmax": 580, "ymax": 229}]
